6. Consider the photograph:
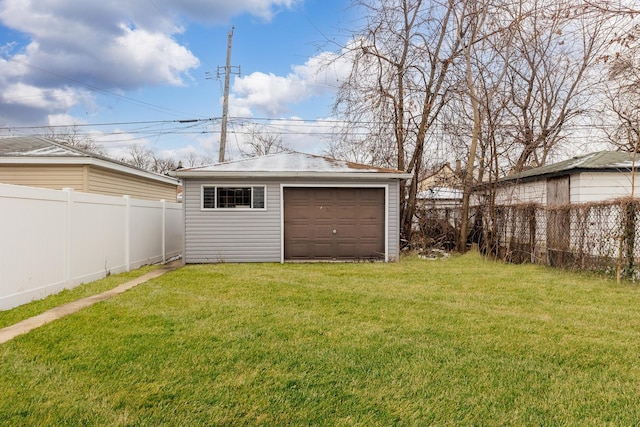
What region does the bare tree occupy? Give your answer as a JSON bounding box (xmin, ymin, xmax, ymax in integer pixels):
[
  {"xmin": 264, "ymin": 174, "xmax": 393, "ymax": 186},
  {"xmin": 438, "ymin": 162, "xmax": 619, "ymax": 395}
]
[
  {"xmin": 121, "ymin": 144, "xmax": 180, "ymax": 174},
  {"xmin": 601, "ymin": 20, "xmax": 640, "ymax": 152},
  {"xmin": 42, "ymin": 125, "xmax": 107, "ymax": 156},
  {"xmin": 183, "ymin": 151, "xmax": 201, "ymax": 168},
  {"xmin": 124, "ymin": 144, "xmax": 154, "ymax": 171},
  {"xmin": 240, "ymin": 126, "xmax": 290, "ymax": 158},
  {"xmin": 448, "ymin": 0, "xmax": 618, "ymax": 250},
  {"xmin": 503, "ymin": 0, "xmax": 612, "ymax": 173},
  {"xmin": 450, "ymin": 0, "xmax": 525, "ymax": 251},
  {"xmin": 334, "ymin": 0, "xmax": 465, "ymax": 240},
  {"xmin": 150, "ymin": 153, "xmax": 178, "ymax": 175}
]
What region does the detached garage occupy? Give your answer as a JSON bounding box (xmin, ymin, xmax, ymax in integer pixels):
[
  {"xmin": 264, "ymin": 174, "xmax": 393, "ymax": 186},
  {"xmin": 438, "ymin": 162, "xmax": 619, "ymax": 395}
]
[{"xmin": 172, "ymin": 152, "xmax": 411, "ymax": 263}]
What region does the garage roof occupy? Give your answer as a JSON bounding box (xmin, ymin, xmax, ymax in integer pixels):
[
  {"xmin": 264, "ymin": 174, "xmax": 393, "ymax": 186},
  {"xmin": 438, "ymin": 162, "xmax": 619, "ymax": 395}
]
[
  {"xmin": 502, "ymin": 151, "xmax": 640, "ymax": 183},
  {"xmin": 171, "ymin": 152, "xmax": 413, "ymax": 180}
]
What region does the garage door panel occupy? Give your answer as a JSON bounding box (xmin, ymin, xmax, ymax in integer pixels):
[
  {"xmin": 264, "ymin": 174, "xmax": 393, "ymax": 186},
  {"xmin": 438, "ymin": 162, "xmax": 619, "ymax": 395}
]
[
  {"xmin": 357, "ymin": 205, "xmax": 383, "ymax": 219},
  {"xmin": 314, "ymin": 207, "xmax": 334, "ymax": 221},
  {"xmin": 358, "ymin": 191, "xmax": 382, "ymax": 202},
  {"xmin": 357, "ymin": 225, "xmax": 383, "ymax": 239},
  {"xmin": 334, "ymin": 228, "xmax": 356, "ymax": 239},
  {"xmin": 284, "ymin": 187, "xmax": 385, "ymax": 260},
  {"xmin": 289, "ymin": 227, "xmax": 335, "ymax": 242},
  {"xmin": 287, "ymin": 242, "xmax": 334, "ymax": 259}
]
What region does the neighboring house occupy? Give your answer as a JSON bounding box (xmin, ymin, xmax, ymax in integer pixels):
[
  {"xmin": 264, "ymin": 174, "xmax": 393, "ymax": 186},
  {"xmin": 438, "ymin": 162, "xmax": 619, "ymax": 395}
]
[
  {"xmin": 417, "ymin": 187, "xmax": 463, "ymax": 211},
  {"xmin": 171, "ymin": 152, "xmax": 412, "ymax": 263},
  {"xmin": 416, "ymin": 162, "xmax": 463, "ymax": 230},
  {"xmin": 417, "ymin": 162, "xmax": 462, "ymax": 193},
  {"xmin": 495, "ymin": 151, "xmax": 640, "ymax": 206},
  {"xmin": 0, "ymin": 135, "xmax": 180, "ymax": 201},
  {"xmin": 416, "ymin": 162, "xmax": 463, "ymax": 208}
]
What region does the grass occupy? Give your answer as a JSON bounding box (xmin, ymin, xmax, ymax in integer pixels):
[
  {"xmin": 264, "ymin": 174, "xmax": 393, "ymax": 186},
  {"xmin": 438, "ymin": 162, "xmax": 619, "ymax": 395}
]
[
  {"xmin": 1, "ymin": 252, "xmax": 640, "ymax": 425},
  {"xmin": 0, "ymin": 264, "xmax": 160, "ymax": 329}
]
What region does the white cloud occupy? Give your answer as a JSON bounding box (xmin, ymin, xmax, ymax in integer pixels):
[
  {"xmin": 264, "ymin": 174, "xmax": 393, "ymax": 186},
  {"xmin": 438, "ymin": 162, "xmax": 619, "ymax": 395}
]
[
  {"xmin": 47, "ymin": 114, "xmax": 86, "ymax": 127},
  {"xmin": 0, "ymin": 0, "xmax": 299, "ymax": 124},
  {"xmin": 230, "ymin": 72, "xmax": 309, "ymax": 116},
  {"xmin": 109, "ymin": 25, "xmax": 199, "ymax": 87},
  {"xmin": 0, "ymin": 0, "xmax": 348, "ymax": 162},
  {"xmin": 229, "ymin": 50, "xmax": 351, "ymax": 117},
  {"xmin": 173, "ymin": 0, "xmax": 300, "ymax": 24}
]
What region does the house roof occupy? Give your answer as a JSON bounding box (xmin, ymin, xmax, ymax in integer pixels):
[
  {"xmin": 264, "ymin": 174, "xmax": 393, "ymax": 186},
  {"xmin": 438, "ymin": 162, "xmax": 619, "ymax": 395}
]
[
  {"xmin": 418, "ymin": 162, "xmax": 462, "ymax": 188},
  {"xmin": 502, "ymin": 151, "xmax": 640, "ymax": 183},
  {"xmin": 0, "ymin": 135, "xmax": 179, "ymax": 185},
  {"xmin": 171, "ymin": 152, "xmax": 413, "ymax": 180},
  {"xmin": 420, "ymin": 163, "xmax": 455, "ymax": 181}
]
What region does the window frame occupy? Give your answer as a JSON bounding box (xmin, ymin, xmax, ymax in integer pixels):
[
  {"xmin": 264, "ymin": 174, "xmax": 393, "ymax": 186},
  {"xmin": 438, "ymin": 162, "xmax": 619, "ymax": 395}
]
[{"xmin": 201, "ymin": 185, "xmax": 267, "ymax": 211}]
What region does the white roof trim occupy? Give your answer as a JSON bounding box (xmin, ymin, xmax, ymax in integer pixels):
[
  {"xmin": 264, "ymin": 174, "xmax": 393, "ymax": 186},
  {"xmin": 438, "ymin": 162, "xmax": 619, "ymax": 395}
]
[
  {"xmin": 1, "ymin": 156, "xmax": 179, "ymax": 185},
  {"xmin": 171, "ymin": 170, "xmax": 413, "ymax": 180}
]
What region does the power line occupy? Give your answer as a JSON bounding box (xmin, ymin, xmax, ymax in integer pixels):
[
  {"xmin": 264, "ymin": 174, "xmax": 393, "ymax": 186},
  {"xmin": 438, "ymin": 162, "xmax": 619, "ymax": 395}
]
[
  {"xmin": 3, "ymin": 116, "xmax": 631, "ymax": 134},
  {"xmin": 2, "ymin": 118, "xmax": 218, "ymax": 130}
]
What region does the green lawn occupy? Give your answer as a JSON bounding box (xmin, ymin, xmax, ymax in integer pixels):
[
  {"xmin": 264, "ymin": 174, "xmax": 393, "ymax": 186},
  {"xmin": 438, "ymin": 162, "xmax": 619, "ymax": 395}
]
[
  {"xmin": 1, "ymin": 253, "xmax": 640, "ymax": 425},
  {"xmin": 0, "ymin": 265, "xmax": 161, "ymax": 329}
]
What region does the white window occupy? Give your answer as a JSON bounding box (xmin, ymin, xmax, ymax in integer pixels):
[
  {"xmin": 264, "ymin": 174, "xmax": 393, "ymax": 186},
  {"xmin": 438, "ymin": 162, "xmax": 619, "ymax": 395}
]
[{"xmin": 202, "ymin": 186, "xmax": 265, "ymax": 210}]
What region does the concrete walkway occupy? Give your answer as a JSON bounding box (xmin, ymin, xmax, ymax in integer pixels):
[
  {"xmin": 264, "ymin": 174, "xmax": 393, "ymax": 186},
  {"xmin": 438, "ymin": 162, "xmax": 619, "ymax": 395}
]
[{"xmin": 0, "ymin": 259, "xmax": 182, "ymax": 345}]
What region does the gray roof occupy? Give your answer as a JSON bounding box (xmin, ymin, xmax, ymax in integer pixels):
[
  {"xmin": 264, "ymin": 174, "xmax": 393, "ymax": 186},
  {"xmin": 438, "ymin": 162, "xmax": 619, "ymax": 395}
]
[
  {"xmin": 0, "ymin": 135, "xmax": 178, "ymax": 185},
  {"xmin": 172, "ymin": 152, "xmax": 413, "ymax": 180},
  {"xmin": 502, "ymin": 151, "xmax": 640, "ymax": 182},
  {"xmin": 0, "ymin": 135, "xmax": 89, "ymax": 157}
]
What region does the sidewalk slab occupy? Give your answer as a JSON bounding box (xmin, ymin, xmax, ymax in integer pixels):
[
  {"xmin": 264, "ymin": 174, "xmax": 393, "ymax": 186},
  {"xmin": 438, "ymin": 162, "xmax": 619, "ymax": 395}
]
[{"xmin": 0, "ymin": 260, "xmax": 181, "ymax": 345}]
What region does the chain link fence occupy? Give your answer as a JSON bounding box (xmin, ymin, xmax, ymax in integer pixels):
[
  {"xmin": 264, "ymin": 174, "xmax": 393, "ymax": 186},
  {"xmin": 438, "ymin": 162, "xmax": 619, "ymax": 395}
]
[
  {"xmin": 476, "ymin": 198, "xmax": 640, "ymax": 279},
  {"xmin": 414, "ymin": 198, "xmax": 640, "ymax": 279}
]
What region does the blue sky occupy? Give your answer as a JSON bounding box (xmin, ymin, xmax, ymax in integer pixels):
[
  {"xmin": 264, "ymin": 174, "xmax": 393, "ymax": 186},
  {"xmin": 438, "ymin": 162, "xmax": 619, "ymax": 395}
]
[{"xmin": 0, "ymin": 0, "xmax": 356, "ymax": 162}]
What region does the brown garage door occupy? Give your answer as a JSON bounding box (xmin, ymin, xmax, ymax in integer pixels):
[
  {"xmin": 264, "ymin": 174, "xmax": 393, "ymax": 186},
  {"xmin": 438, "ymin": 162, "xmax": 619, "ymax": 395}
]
[{"xmin": 284, "ymin": 187, "xmax": 385, "ymax": 261}]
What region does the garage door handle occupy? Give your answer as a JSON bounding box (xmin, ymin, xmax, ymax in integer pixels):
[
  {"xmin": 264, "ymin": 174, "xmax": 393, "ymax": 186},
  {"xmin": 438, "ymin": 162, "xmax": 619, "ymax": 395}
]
[{"xmin": 332, "ymin": 229, "xmax": 337, "ymax": 234}]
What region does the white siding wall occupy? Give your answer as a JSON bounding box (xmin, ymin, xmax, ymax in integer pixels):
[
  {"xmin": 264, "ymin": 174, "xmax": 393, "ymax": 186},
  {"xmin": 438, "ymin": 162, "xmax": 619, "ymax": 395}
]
[
  {"xmin": 495, "ymin": 180, "xmax": 547, "ymax": 205},
  {"xmin": 498, "ymin": 171, "xmax": 640, "ymax": 207},
  {"xmin": 387, "ymin": 180, "xmax": 401, "ymax": 261},
  {"xmin": 572, "ymin": 172, "xmax": 640, "ymax": 203},
  {"xmin": 183, "ymin": 178, "xmax": 402, "ymax": 263},
  {"xmin": 0, "ymin": 184, "xmax": 183, "ymax": 310}
]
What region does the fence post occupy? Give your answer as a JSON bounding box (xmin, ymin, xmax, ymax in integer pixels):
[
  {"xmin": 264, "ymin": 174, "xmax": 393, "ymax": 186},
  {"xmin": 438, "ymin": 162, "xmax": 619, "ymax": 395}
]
[
  {"xmin": 529, "ymin": 205, "xmax": 536, "ymax": 264},
  {"xmin": 624, "ymin": 199, "xmax": 636, "ymax": 278},
  {"xmin": 124, "ymin": 195, "xmax": 131, "ymax": 272},
  {"xmin": 161, "ymin": 199, "xmax": 166, "ymax": 264},
  {"xmin": 63, "ymin": 188, "xmax": 74, "ymax": 286}
]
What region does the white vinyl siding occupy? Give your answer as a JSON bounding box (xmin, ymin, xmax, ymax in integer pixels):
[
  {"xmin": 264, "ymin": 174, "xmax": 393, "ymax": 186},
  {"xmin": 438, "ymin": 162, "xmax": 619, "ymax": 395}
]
[
  {"xmin": 497, "ymin": 171, "xmax": 640, "ymax": 207},
  {"xmin": 495, "ymin": 180, "xmax": 547, "ymax": 205},
  {"xmin": 571, "ymin": 172, "xmax": 639, "ymax": 203}
]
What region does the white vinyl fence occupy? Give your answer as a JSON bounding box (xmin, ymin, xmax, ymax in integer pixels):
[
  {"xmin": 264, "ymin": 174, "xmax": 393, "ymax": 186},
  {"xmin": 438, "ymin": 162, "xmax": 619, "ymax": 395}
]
[{"xmin": 0, "ymin": 183, "xmax": 183, "ymax": 310}]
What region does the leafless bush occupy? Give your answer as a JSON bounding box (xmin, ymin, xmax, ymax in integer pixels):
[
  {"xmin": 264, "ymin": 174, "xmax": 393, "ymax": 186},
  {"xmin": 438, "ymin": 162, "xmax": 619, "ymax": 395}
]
[{"xmin": 414, "ymin": 197, "xmax": 640, "ymax": 279}]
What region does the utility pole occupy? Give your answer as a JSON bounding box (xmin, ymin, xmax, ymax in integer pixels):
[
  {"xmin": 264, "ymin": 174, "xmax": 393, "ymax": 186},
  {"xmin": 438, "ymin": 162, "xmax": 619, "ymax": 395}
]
[{"xmin": 217, "ymin": 26, "xmax": 241, "ymax": 163}]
